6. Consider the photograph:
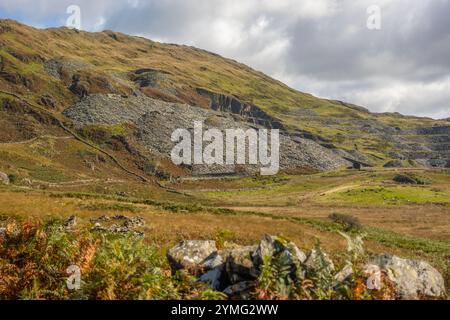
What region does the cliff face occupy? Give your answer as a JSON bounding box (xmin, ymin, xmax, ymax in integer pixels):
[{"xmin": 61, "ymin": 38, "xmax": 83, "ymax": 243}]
[{"xmin": 196, "ymin": 88, "xmax": 285, "ymax": 130}]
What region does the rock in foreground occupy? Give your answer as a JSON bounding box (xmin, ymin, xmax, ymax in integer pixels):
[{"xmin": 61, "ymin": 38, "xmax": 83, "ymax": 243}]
[{"xmin": 167, "ymin": 235, "xmax": 447, "ymax": 300}]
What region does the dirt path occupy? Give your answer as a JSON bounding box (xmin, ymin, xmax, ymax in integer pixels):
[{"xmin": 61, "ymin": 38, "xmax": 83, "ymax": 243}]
[{"xmin": 0, "ymin": 135, "xmax": 73, "ymax": 145}]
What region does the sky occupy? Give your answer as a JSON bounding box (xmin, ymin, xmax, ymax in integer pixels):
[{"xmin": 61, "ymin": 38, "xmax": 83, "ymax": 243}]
[{"xmin": 0, "ymin": 0, "xmax": 449, "ymax": 119}]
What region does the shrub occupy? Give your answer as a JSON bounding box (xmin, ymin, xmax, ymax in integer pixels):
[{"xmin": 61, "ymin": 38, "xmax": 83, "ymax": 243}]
[
  {"xmin": 82, "ymin": 235, "xmax": 179, "ymax": 300},
  {"xmin": 214, "ymin": 229, "xmax": 235, "ymax": 250},
  {"xmin": 328, "ymin": 213, "xmax": 362, "ymax": 232},
  {"xmin": 0, "ymin": 219, "xmax": 181, "ymax": 300},
  {"xmin": 7, "ymin": 174, "xmax": 18, "ymax": 184},
  {"xmin": 393, "ymin": 173, "xmax": 428, "ymax": 185}
]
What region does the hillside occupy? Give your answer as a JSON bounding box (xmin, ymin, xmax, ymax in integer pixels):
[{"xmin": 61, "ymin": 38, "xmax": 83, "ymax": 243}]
[{"xmin": 0, "ymin": 19, "xmax": 449, "ymax": 183}]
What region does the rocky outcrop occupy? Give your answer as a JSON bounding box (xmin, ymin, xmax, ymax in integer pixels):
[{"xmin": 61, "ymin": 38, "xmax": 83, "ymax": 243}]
[
  {"xmin": 196, "ymin": 88, "xmax": 284, "ymax": 130},
  {"xmin": 132, "ymin": 69, "xmax": 170, "ymax": 88},
  {"xmin": 44, "ymin": 58, "xmax": 89, "ymax": 80},
  {"xmin": 89, "ymin": 215, "xmax": 145, "ymax": 236},
  {"xmin": 167, "ymin": 235, "xmax": 447, "ymax": 300},
  {"xmin": 69, "ymin": 75, "xmax": 89, "ymax": 98}
]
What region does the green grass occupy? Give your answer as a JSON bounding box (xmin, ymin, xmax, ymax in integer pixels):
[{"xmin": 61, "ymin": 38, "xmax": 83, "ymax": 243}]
[
  {"xmin": 78, "ymin": 202, "xmax": 142, "ymax": 213},
  {"xmin": 28, "ymin": 165, "xmax": 71, "ymax": 183},
  {"xmin": 320, "ymin": 186, "xmax": 450, "ymax": 205}
]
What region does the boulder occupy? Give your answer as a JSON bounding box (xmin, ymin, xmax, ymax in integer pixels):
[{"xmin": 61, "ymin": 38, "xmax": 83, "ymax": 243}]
[
  {"xmin": 199, "ymin": 252, "xmax": 226, "ymax": 290},
  {"xmin": 252, "ymin": 235, "xmax": 307, "ymax": 266},
  {"xmin": 167, "ymin": 240, "xmax": 217, "ymax": 273},
  {"xmin": 334, "ymin": 264, "xmax": 353, "ymax": 283},
  {"xmin": 304, "ymin": 249, "xmax": 335, "ymax": 274},
  {"xmin": 252, "ymin": 235, "xmax": 285, "ymax": 265},
  {"xmin": 225, "ymin": 246, "xmax": 259, "ymax": 284},
  {"xmin": 362, "ymin": 264, "xmax": 382, "ymax": 290},
  {"xmin": 64, "ymin": 215, "xmax": 77, "ymax": 229},
  {"xmin": 371, "ymin": 254, "xmax": 446, "ymax": 299},
  {"xmin": 0, "ymin": 172, "xmax": 10, "ymax": 185}
]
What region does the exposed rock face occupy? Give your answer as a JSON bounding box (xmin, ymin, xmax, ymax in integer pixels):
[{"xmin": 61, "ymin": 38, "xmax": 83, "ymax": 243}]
[
  {"xmin": 196, "ymin": 88, "xmax": 284, "ymax": 130},
  {"xmin": 63, "ymin": 94, "xmax": 350, "ymax": 175},
  {"xmin": 44, "ymin": 58, "xmax": 89, "ymax": 80},
  {"xmin": 0, "ymin": 172, "xmax": 10, "ymax": 185},
  {"xmin": 370, "ymin": 254, "xmax": 446, "ymax": 300},
  {"xmin": 199, "ymin": 252, "xmax": 226, "ymax": 290},
  {"xmin": 393, "ymin": 174, "xmax": 426, "ymax": 185}
]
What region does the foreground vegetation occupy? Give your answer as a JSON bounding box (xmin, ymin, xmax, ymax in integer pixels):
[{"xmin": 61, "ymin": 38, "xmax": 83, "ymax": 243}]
[{"xmin": 3, "ymin": 218, "xmax": 444, "ymax": 300}]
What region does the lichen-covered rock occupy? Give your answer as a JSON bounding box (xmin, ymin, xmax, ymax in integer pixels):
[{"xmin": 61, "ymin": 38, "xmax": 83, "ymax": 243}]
[
  {"xmin": 167, "ymin": 240, "xmax": 217, "ymax": 272},
  {"xmin": 0, "ymin": 172, "xmax": 10, "ymax": 185},
  {"xmin": 371, "ymin": 254, "xmax": 446, "ymax": 299}
]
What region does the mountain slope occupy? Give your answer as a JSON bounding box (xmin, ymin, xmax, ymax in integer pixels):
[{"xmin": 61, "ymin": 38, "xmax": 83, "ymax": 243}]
[{"xmin": 0, "ymin": 19, "xmax": 449, "ymax": 183}]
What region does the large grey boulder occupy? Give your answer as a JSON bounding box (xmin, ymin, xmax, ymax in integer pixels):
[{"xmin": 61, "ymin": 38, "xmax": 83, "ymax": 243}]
[
  {"xmin": 167, "ymin": 240, "xmax": 217, "ymax": 272},
  {"xmin": 252, "ymin": 235, "xmax": 308, "ymax": 281},
  {"xmin": 252, "ymin": 235, "xmax": 284, "ymax": 265},
  {"xmin": 371, "ymin": 254, "xmax": 446, "ymax": 299},
  {"xmin": 0, "ymin": 172, "xmax": 10, "ymax": 185},
  {"xmin": 252, "ymin": 235, "xmax": 307, "ymax": 266}
]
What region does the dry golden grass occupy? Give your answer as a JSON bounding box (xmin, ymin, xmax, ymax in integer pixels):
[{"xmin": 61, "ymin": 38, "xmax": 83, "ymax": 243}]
[{"xmin": 0, "ymin": 189, "xmax": 446, "ymax": 266}]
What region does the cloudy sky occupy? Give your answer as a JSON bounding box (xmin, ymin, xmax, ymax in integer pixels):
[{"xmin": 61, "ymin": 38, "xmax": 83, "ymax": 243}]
[{"xmin": 1, "ymin": 0, "xmax": 449, "ymax": 119}]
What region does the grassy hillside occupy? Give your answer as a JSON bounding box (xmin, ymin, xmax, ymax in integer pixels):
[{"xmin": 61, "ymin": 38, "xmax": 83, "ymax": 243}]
[{"xmin": 0, "ymin": 19, "xmax": 447, "ymax": 165}]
